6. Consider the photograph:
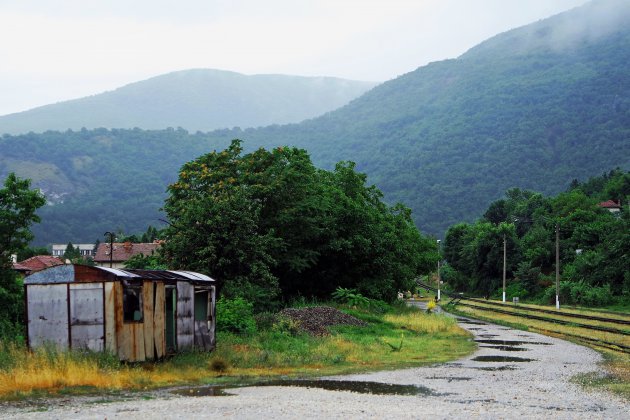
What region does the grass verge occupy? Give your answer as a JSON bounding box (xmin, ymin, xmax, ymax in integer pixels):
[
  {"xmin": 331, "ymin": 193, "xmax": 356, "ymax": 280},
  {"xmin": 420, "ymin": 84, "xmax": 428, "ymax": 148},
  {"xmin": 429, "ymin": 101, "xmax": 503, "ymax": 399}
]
[{"xmin": 0, "ymin": 305, "xmax": 475, "ymax": 400}]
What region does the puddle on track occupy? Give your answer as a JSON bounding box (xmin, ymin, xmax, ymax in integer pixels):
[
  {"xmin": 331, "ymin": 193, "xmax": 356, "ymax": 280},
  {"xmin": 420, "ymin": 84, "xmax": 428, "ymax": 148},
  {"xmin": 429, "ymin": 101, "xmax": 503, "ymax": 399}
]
[
  {"xmin": 475, "ymin": 339, "xmax": 552, "ymax": 346},
  {"xmin": 474, "ymin": 365, "xmax": 519, "ymax": 371},
  {"xmin": 171, "ymin": 380, "xmax": 439, "ymax": 397},
  {"xmin": 426, "ymin": 376, "xmax": 473, "ymax": 382},
  {"xmin": 472, "ymin": 355, "xmax": 536, "ymax": 363},
  {"xmin": 479, "ymin": 345, "xmax": 529, "ymax": 352}
]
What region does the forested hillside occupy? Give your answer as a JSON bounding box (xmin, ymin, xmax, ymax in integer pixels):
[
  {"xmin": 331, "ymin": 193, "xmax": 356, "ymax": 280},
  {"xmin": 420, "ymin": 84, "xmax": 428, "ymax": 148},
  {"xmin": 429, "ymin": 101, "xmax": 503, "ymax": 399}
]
[
  {"xmin": 0, "ymin": 69, "xmax": 376, "ymax": 135},
  {"xmin": 1, "ymin": 0, "xmax": 629, "ymax": 245},
  {"xmin": 202, "ymin": 0, "xmax": 630, "ymax": 235}
]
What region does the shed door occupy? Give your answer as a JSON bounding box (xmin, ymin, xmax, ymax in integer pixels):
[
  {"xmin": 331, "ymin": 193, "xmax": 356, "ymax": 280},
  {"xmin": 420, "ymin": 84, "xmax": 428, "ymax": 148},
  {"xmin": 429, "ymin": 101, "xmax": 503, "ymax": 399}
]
[
  {"xmin": 27, "ymin": 284, "xmax": 69, "ymax": 349},
  {"xmin": 70, "ymin": 283, "xmax": 104, "ymax": 351},
  {"xmin": 176, "ymin": 281, "xmax": 194, "ymax": 350}
]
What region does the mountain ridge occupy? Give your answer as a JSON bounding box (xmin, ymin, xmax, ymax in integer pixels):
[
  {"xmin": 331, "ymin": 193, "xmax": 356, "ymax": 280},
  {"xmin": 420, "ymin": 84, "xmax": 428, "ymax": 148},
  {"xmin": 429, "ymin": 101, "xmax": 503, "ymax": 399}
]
[{"xmin": 0, "ymin": 69, "xmax": 377, "ymax": 135}]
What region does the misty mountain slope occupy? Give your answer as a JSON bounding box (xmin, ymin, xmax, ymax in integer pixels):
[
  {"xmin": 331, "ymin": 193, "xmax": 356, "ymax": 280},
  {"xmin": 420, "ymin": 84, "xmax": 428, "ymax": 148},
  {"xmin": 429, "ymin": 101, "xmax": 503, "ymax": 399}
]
[
  {"xmin": 0, "ymin": 69, "xmax": 377, "ymax": 135},
  {"xmin": 1, "ymin": 0, "xmax": 629, "ymax": 245}
]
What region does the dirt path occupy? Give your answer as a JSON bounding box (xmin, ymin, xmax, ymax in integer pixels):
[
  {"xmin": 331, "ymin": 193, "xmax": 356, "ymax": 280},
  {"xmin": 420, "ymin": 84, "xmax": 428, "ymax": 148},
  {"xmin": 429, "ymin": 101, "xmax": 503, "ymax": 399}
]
[{"xmin": 4, "ymin": 314, "xmax": 629, "ymax": 419}]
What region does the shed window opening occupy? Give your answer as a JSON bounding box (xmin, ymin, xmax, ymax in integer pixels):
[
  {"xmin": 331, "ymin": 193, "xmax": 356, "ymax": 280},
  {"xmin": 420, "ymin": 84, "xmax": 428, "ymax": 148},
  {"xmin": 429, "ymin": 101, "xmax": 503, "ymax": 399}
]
[{"xmin": 123, "ymin": 283, "xmax": 143, "ymax": 322}]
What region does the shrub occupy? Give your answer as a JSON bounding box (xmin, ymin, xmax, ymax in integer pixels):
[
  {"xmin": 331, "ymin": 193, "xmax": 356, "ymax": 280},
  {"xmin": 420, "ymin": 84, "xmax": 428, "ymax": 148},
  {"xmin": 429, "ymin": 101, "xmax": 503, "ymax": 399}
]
[
  {"xmin": 271, "ymin": 315, "xmax": 302, "ymax": 336},
  {"xmin": 216, "ymin": 297, "xmax": 257, "ymax": 334},
  {"xmin": 331, "ymin": 287, "xmax": 370, "ymax": 308},
  {"xmin": 541, "ymin": 281, "xmax": 614, "ymax": 307},
  {"xmin": 208, "ymin": 357, "xmax": 229, "ymax": 372}
]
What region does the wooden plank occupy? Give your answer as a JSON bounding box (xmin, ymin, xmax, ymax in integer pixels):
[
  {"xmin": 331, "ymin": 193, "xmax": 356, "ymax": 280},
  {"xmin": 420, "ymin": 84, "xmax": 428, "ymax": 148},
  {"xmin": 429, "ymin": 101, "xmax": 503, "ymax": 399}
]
[
  {"xmin": 176, "ymin": 282, "xmax": 194, "ymax": 350},
  {"xmin": 70, "ymin": 283, "xmax": 104, "ymax": 351},
  {"xmin": 104, "ymin": 282, "xmax": 116, "ymax": 352},
  {"xmin": 27, "ymin": 284, "xmax": 69, "ymax": 349},
  {"xmin": 143, "ymin": 281, "xmax": 154, "ymax": 359},
  {"xmin": 134, "ymin": 322, "xmax": 146, "ymax": 362},
  {"xmin": 114, "ymin": 282, "xmax": 132, "ymax": 361},
  {"xmin": 153, "ymin": 282, "xmax": 166, "ymax": 358}
]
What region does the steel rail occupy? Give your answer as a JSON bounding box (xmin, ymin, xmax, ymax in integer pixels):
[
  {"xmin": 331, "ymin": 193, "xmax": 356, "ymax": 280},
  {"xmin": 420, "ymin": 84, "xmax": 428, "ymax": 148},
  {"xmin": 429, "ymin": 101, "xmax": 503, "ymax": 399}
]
[
  {"xmin": 465, "ymin": 297, "xmax": 630, "ymax": 325},
  {"xmin": 456, "ymin": 302, "xmax": 630, "ymax": 336}
]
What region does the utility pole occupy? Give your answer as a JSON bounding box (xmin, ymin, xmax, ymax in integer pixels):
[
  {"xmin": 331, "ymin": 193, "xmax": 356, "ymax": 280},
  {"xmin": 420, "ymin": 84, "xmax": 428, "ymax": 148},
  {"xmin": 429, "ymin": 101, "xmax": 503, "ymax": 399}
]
[
  {"xmin": 555, "ymin": 223, "xmax": 560, "ymax": 310},
  {"xmin": 437, "ymin": 239, "xmax": 441, "ymax": 301},
  {"xmin": 104, "ymin": 231, "xmax": 115, "ymax": 268},
  {"xmin": 502, "ymin": 233, "xmax": 507, "ymax": 303}
]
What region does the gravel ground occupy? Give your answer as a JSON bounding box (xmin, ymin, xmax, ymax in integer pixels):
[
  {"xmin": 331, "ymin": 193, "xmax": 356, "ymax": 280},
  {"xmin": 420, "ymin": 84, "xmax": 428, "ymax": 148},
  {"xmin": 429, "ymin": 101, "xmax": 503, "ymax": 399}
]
[{"xmin": 3, "ymin": 308, "xmax": 629, "ymax": 419}]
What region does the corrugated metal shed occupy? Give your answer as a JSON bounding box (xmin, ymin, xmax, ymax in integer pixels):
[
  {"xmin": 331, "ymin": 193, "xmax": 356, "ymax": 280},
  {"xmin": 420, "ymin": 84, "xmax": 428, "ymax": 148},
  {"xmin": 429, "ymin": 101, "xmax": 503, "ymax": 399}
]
[{"xmin": 24, "ymin": 264, "xmax": 216, "ymax": 361}]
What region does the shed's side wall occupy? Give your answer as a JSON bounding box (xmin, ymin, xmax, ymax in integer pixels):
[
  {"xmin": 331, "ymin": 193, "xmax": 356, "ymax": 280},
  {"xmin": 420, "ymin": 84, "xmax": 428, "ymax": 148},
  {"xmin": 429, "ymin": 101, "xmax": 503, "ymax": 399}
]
[
  {"xmin": 176, "ymin": 281, "xmax": 194, "ymax": 350},
  {"xmin": 69, "ymin": 283, "xmax": 104, "ymax": 351},
  {"xmin": 27, "ymin": 284, "xmax": 69, "ymax": 349}
]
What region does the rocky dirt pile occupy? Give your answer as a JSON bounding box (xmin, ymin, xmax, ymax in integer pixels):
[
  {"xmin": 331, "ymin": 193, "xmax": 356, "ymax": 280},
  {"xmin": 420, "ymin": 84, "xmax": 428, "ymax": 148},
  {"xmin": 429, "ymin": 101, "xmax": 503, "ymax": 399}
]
[{"xmin": 278, "ymin": 306, "xmax": 367, "ymax": 336}]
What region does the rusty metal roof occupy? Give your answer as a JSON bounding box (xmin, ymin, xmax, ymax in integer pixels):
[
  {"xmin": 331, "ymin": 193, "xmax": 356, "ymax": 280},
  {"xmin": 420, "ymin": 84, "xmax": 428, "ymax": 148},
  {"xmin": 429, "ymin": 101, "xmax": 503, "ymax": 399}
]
[{"xmin": 25, "ymin": 264, "xmax": 215, "ymax": 284}]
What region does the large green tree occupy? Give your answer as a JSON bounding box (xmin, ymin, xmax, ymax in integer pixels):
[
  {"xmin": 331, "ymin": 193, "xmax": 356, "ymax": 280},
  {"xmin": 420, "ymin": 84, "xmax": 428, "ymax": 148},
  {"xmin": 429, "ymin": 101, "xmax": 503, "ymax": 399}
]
[
  {"xmin": 162, "ymin": 140, "xmax": 436, "ymax": 309},
  {"xmin": 0, "ymin": 173, "xmax": 46, "ymax": 338}
]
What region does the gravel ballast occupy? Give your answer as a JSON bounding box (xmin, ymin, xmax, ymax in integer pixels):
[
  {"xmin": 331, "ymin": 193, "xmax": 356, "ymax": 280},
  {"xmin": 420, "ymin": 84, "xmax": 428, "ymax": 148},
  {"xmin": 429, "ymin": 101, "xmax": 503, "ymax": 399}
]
[{"xmin": 4, "ymin": 311, "xmax": 629, "ymax": 419}]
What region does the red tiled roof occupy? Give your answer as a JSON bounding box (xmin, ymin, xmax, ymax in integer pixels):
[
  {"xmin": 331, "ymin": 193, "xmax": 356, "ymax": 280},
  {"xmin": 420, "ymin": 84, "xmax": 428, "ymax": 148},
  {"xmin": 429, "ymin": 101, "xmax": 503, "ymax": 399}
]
[
  {"xmin": 18, "ymin": 255, "xmax": 65, "ymax": 272},
  {"xmin": 94, "ymin": 242, "xmax": 161, "ymax": 263},
  {"xmin": 12, "ymin": 262, "xmax": 31, "ymax": 272},
  {"xmin": 598, "ymin": 200, "xmax": 621, "ymax": 209}
]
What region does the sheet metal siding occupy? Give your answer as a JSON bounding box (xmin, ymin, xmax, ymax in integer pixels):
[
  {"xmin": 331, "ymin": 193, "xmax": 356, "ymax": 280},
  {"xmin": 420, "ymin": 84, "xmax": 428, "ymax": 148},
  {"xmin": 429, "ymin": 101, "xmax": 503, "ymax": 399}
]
[
  {"xmin": 27, "ymin": 284, "xmax": 69, "ymax": 349},
  {"xmin": 176, "ymin": 282, "xmax": 194, "ymax": 350},
  {"xmin": 69, "ymin": 283, "xmax": 104, "ymax": 351},
  {"xmin": 25, "ymin": 265, "xmax": 75, "ymax": 284}
]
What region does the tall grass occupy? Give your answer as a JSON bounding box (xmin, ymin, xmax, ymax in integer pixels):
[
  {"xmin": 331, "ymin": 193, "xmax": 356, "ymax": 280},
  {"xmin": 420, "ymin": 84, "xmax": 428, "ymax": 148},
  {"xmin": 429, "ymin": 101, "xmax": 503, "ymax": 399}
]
[{"xmin": 0, "ymin": 305, "xmax": 476, "ymax": 399}]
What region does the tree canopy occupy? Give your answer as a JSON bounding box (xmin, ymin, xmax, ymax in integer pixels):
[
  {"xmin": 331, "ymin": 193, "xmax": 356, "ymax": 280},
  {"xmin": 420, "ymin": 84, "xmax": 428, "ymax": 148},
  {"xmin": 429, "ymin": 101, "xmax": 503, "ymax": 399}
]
[
  {"xmin": 0, "ymin": 173, "xmax": 46, "ymax": 338},
  {"xmin": 161, "ymin": 140, "xmax": 437, "ymax": 309},
  {"xmin": 442, "ymin": 169, "xmax": 629, "ymax": 305}
]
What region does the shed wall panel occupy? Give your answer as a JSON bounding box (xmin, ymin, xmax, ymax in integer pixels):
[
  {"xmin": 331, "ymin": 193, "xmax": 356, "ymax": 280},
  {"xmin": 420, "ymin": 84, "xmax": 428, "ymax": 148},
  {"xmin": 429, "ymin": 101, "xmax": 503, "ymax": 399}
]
[
  {"xmin": 104, "ymin": 282, "xmax": 116, "ymax": 352},
  {"xmin": 70, "ymin": 283, "xmax": 104, "ymax": 351},
  {"xmin": 143, "ymin": 281, "xmax": 154, "ymax": 359},
  {"xmin": 27, "ymin": 284, "xmax": 68, "ymax": 349},
  {"xmin": 176, "ymin": 282, "xmax": 194, "ymax": 350},
  {"xmin": 114, "ymin": 282, "xmax": 146, "ymax": 362},
  {"xmin": 153, "ymin": 282, "xmax": 166, "ymax": 358}
]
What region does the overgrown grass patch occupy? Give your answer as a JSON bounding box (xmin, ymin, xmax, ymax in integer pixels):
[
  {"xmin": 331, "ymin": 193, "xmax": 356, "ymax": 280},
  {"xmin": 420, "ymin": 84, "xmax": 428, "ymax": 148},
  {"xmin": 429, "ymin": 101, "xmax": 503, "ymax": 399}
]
[{"xmin": 0, "ymin": 305, "xmax": 475, "ymax": 400}]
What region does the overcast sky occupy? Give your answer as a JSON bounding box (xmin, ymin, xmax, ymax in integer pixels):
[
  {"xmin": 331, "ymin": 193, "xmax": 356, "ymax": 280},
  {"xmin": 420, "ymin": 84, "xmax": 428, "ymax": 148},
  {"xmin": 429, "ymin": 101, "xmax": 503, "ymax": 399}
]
[{"xmin": 0, "ymin": 0, "xmax": 587, "ymax": 116}]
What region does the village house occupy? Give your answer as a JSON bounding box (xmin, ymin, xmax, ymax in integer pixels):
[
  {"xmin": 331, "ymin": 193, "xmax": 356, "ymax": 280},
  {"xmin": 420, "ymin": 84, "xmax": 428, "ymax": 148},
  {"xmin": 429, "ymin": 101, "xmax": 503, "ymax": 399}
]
[
  {"xmin": 51, "ymin": 243, "xmax": 96, "ymax": 258},
  {"xmin": 598, "ymin": 199, "xmax": 622, "ymax": 215},
  {"xmin": 12, "ymin": 254, "xmax": 65, "ymax": 276},
  {"xmin": 94, "ymin": 241, "xmax": 162, "ymax": 268},
  {"xmin": 24, "ymin": 264, "xmax": 216, "ymax": 362}
]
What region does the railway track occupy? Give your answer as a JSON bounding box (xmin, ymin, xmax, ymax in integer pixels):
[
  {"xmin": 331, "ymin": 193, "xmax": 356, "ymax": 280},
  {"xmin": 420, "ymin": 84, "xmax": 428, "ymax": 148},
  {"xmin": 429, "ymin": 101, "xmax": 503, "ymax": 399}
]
[
  {"xmin": 465, "ymin": 297, "xmax": 630, "ymax": 326},
  {"xmin": 416, "ymin": 281, "xmax": 630, "ymax": 354},
  {"xmin": 455, "ymin": 301, "xmax": 630, "ymax": 336}
]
